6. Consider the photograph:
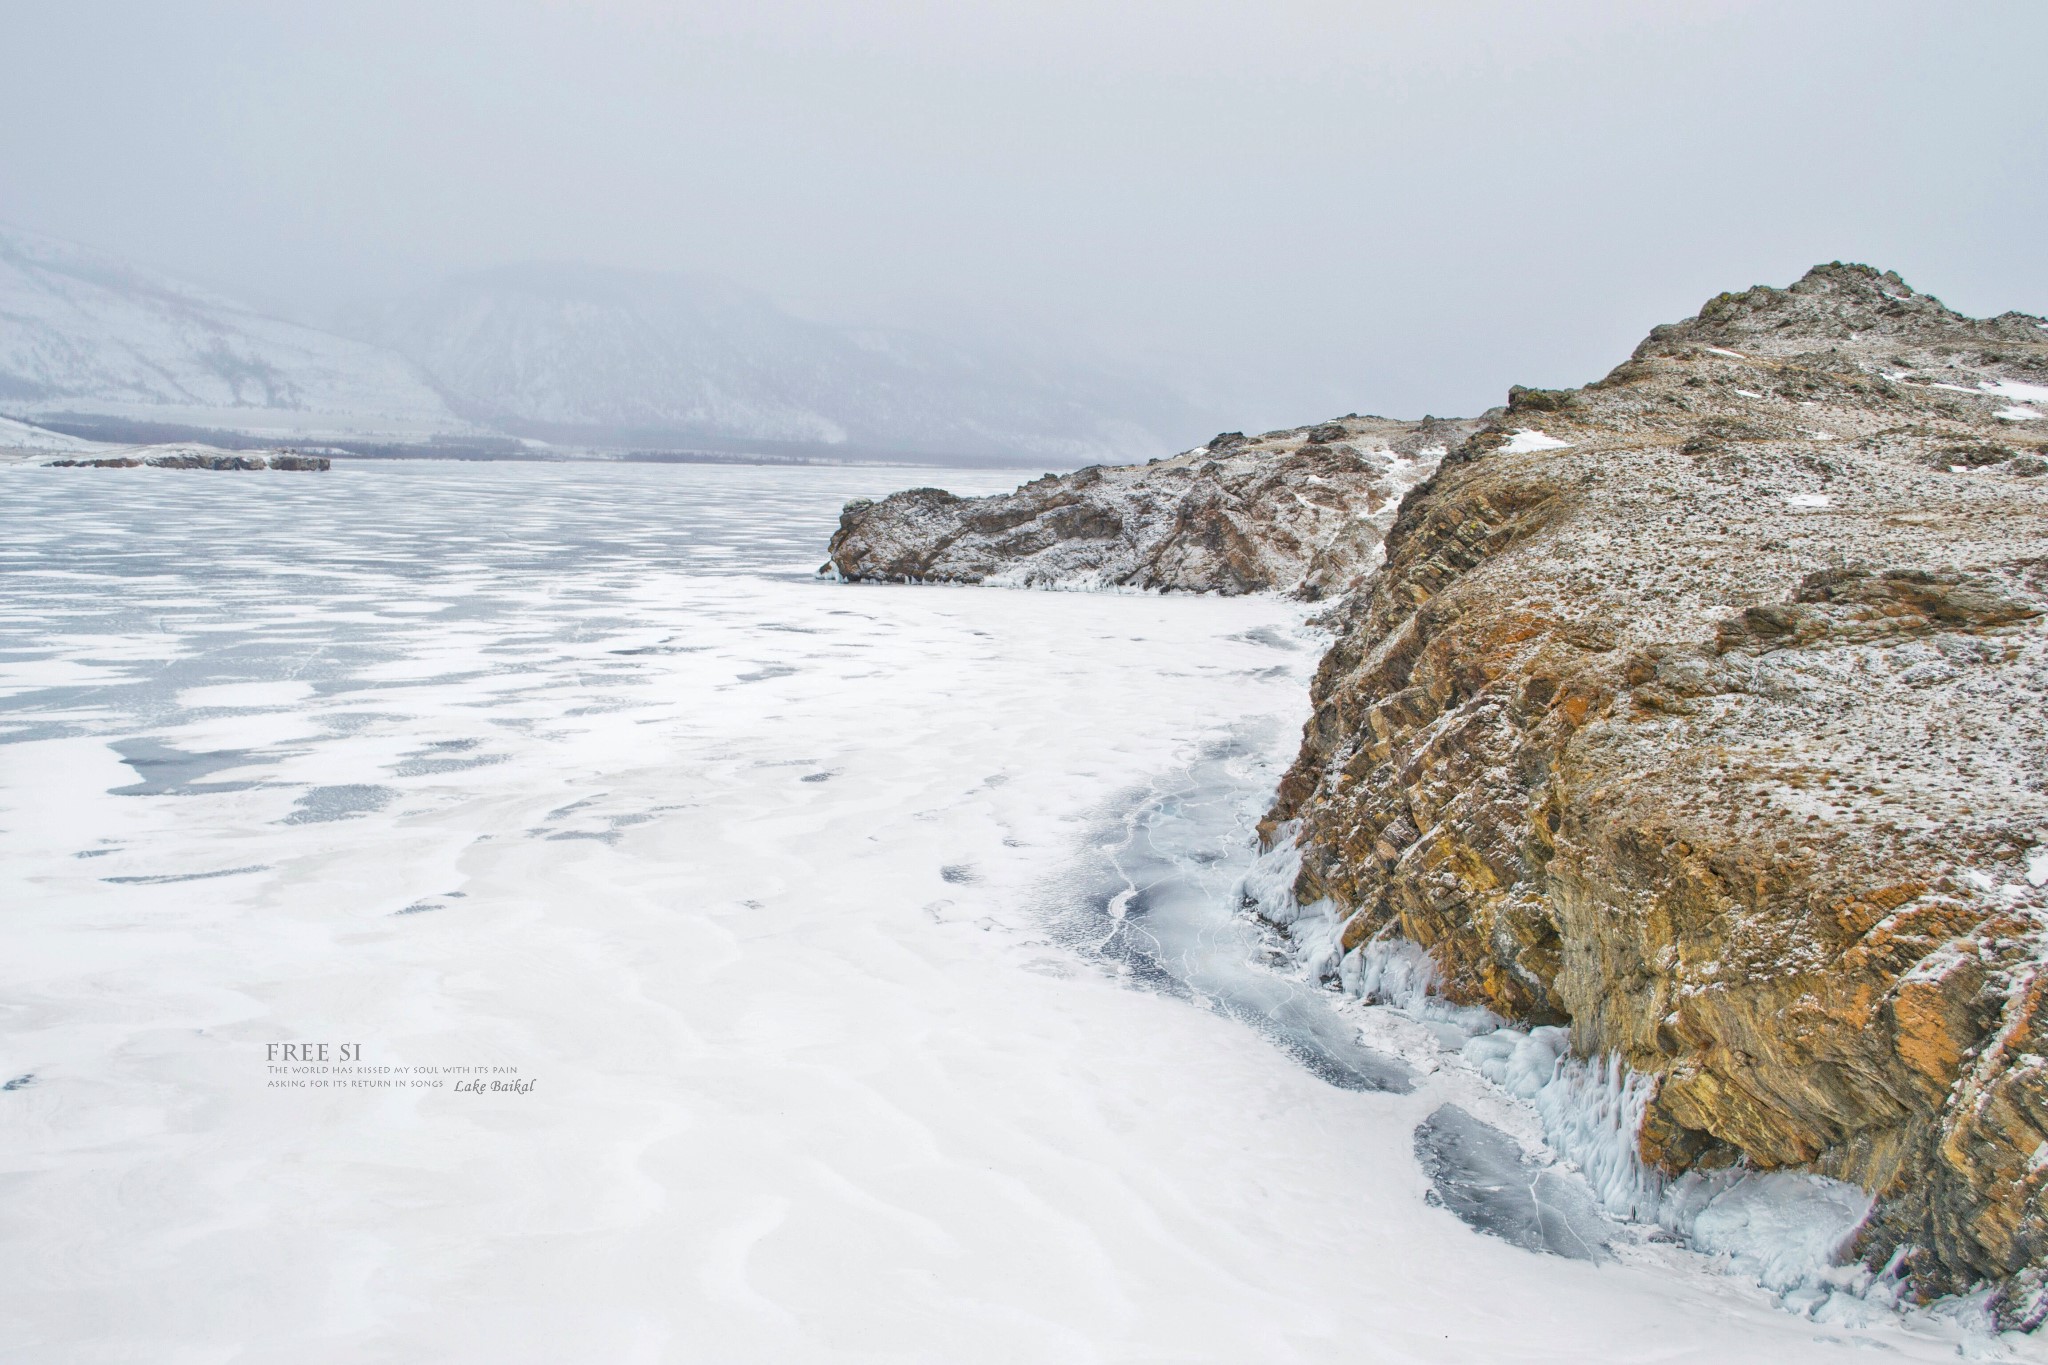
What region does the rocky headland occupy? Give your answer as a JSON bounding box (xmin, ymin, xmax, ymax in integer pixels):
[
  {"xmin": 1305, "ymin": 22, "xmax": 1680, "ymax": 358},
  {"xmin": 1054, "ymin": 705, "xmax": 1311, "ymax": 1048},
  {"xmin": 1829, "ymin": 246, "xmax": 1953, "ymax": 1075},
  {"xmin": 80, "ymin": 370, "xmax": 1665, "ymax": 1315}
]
[
  {"xmin": 827, "ymin": 263, "xmax": 2048, "ymax": 1317},
  {"xmin": 45, "ymin": 449, "xmax": 331, "ymax": 471},
  {"xmin": 827, "ymin": 414, "xmax": 1478, "ymax": 598},
  {"xmin": 1268, "ymin": 264, "xmax": 2048, "ymax": 1316}
]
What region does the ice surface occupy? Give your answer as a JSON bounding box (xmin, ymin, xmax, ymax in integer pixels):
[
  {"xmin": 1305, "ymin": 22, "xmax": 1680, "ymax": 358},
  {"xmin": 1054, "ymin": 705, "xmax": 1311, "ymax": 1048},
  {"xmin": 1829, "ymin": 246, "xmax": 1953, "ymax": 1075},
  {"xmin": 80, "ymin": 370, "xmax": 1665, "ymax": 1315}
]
[
  {"xmin": 1046, "ymin": 740, "xmax": 1412, "ymax": 1093},
  {"xmin": 1669, "ymin": 1170, "xmax": 1874, "ymax": 1291},
  {"xmin": 1535, "ymin": 1053, "xmax": 1665, "ymax": 1222},
  {"xmin": 1788, "ymin": 492, "xmax": 1833, "ymax": 508},
  {"xmin": 1413, "ymin": 1104, "xmax": 1614, "ymax": 1262},
  {"xmin": 282, "ymin": 783, "xmax": 395, "ymax": 823},
  {"xmin": 1463, "ymin": 1025, "xmax": 1569, "ymax": 1101},
  {"xmin": 107, "ymin": 738, "xmax": 263, "ymax": 796},
  {"xmin": 1242, "ymin": 834, "xmax": 2008, "ymax": 1349},
  {"xmin": 0, "ymin": 461, "xmax": 2029, "ymax": 1363}
]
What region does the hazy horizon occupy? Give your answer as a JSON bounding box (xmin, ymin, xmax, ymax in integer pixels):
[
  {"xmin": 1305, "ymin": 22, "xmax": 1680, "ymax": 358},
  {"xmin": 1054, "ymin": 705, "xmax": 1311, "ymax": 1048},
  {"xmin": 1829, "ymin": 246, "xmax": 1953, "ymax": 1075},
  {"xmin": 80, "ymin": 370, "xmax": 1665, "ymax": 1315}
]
[{"xmin": 4, "ymin": 1, "xmax": 2045, "ymax": 435}]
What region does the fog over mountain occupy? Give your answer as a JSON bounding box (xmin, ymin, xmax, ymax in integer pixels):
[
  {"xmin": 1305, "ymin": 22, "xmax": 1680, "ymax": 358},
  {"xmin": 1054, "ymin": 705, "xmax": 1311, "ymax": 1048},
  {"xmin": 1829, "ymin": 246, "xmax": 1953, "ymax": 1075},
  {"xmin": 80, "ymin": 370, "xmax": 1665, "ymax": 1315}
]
[
  {"xmin": 0, "ymin": 227, "xmax": 465, "ymax": 441},
  {"xmin": 3, "ymin": 3, "xmax": 2040, "ymax": 434},
  {"xmin": 365, "ymin": 262, "xmax": 1199, "ymax": 462},
  {"xmin": 0, "ymin": 228, "xmax": 1201, "ymax": 463}
]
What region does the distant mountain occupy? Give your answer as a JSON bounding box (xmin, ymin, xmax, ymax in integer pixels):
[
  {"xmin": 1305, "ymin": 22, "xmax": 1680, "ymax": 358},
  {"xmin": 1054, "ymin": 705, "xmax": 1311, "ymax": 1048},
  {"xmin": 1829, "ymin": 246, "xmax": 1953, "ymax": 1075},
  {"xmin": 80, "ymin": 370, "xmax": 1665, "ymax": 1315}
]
[
  {"xmin": 0, "ymin": 227, "xmax": 467, "ymax": 440},
  {"xmin": 0, "ymin": 229, "xmax": 1198, "ymax": 464},
  {"xmin": 365, "ymin": 262, "xmax": 1197, "ymax": 464}
]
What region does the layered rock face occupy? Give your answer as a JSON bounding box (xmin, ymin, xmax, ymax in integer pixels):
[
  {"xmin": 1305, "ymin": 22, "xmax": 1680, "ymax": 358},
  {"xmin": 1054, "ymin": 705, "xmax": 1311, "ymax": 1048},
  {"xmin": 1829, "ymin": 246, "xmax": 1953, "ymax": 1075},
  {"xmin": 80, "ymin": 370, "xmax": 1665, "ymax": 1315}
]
[
  {"xmin": 827, "ymin": 415, "xmax": 1476, "ymax": 597},
  {"xmin": 1266, "ymin": 265, "xmax": 2048, "ymax": 1312}
]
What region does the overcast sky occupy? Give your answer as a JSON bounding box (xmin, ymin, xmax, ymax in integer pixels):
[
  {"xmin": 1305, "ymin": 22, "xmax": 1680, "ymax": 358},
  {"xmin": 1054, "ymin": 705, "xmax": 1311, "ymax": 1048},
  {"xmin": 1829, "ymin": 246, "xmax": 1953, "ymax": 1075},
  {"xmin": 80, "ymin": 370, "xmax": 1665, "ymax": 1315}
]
[{"xmin": 3, "ymin": 1, "xmax": 2043, "ymax": 434}]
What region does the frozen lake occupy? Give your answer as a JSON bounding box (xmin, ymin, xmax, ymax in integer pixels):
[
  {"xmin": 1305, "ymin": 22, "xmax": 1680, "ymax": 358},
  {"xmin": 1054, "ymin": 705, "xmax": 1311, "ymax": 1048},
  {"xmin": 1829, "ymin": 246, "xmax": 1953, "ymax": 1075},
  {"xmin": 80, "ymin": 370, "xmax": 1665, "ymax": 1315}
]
[{"xmin": 0, "ymin": 460, "xmax": 2023, "ymax": 1362}]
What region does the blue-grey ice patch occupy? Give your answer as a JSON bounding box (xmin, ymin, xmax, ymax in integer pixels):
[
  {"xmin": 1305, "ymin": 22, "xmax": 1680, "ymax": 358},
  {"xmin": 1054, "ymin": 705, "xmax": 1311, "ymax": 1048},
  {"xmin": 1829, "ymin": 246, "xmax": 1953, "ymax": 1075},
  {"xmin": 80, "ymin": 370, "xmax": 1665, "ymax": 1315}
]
[
  {"xmin": 390, "ymin": 740, "xmax": 503, "ymax": 777},
  {"xmin": 283, "ymin": 784, "xmax": 393, "ymax": 824},
  {"xmin": 3, "ymin": 1073, "xmax": 38, "ymax": 1091},
  {"xmin": 1286, "ymin": 907, "xmax": 1883, "ymax": 1302},
  {"xmin": 103, "ymin": 865, "xmax": 269, "ymax": 885},
  {"xmin": 608, "ymin": 811, "xmax": 661, "ymax": 830},
  {"xmin": 1053, "ymin": 728, "xmax": 1412, "ymax": 1094},
  {"xmin": 390, "ymin": 754, "xmax": 503, "ymax": 776},
  {"xmin": 1235, "ymin": 625, "xmax": 1301, "ymax": 650},
  {"xmin": 940, "ymin": 864, "xmax": 979, "ymax": 884},
  {"xmin": 322, "ymin": 711, "xmax": 399, "ymax": 735},
  {"xmin": 110, "ymin": 739, "xmax": 261, "ymax": 796},
  {"xmin": 1413, "ymin": 1104, "xmax": 1615, "ymax": 1261}
]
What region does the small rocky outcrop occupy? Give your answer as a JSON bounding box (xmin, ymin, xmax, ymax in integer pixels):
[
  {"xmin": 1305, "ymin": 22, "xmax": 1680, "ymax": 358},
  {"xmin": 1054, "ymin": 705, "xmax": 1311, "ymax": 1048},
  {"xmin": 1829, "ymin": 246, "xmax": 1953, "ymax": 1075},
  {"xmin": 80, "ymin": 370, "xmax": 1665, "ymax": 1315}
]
[
  {"xmin": 145, "ymin": 453, "xmax": 271, "ymax": 470},
  {"xmin": 47, "ymin": 449, "xmax": 331, "ymax": 471},
  {"xmin": 1265, "ymin": 264, "xmax": 2048, "ymax": 1314},
  {"xmin": 825, "ymin": 415, "xmax": 1477, "ymax": 598}
]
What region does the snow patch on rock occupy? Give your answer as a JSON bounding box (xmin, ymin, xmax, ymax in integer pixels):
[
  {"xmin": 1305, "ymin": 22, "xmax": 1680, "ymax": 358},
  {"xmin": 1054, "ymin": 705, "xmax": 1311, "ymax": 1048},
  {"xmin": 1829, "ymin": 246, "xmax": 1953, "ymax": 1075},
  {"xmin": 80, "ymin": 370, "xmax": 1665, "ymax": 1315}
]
[{"xmin": 1500, "ymin": 428, "xmax": 1571, "ymax": 453}]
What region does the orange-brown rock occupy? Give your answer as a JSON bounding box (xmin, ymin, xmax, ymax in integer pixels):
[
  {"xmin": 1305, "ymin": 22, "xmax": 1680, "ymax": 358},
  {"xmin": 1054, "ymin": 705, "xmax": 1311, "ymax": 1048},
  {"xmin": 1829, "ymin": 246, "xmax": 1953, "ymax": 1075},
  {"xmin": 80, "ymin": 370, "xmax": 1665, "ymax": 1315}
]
[{"xmin": 1268, "ymin": 264, "xmax": 2048, "ymax": 1315}]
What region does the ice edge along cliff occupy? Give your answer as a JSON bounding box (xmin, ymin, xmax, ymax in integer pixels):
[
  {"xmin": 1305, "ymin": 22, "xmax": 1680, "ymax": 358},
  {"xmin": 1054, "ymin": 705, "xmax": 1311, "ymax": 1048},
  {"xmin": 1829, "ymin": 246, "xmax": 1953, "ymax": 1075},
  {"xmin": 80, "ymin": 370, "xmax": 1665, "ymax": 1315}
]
[{"xmin": 827, "ymin": 263, "xmax": 2048, "ymax": 1321}]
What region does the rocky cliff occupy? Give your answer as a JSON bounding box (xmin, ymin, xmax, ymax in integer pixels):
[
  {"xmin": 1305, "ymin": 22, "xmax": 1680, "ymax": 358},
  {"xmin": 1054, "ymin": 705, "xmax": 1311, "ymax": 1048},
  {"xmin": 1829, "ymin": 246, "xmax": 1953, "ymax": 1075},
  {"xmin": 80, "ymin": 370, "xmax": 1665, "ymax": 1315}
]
[
  {"xmin": 826, "ymin": 414, "xmax": 1477, "ymax": 598},
  {"xmin": 823, "ymin": 261, "xmax": 2048, "ymax": 1315},
  {"xmin": 1265, "ymin": 264, "xmax": 2048, "ymax": 1316}
]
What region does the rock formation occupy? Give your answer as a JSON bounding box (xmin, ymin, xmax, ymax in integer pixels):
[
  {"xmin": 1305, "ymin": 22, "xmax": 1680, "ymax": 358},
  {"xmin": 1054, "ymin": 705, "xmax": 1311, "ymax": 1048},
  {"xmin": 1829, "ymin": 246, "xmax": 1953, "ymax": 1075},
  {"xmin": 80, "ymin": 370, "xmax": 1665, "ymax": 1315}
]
[
  {"xmin": 826, "ymin": 415, "xmax": 1477, "ymax": 598},
  {"xmin": 46, "ymin": 450, "xmax": 331, "ymax": 471},
  {"xmin": 1264, "ymin": 264, "xmax": 2048, "ymax": 1317},
  {"xmin": 823, "ymin": 261, "xmax": 2048, "ymax": 1316}
]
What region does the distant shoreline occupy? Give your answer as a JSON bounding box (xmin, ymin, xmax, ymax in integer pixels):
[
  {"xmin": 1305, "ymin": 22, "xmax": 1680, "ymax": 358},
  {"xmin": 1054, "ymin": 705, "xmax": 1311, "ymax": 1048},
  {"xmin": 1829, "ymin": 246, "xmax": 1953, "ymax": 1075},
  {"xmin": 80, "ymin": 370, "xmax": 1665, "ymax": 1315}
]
[{"xmin": 5, "ymin": 412, "xmax": 1095, "ymax": 472}]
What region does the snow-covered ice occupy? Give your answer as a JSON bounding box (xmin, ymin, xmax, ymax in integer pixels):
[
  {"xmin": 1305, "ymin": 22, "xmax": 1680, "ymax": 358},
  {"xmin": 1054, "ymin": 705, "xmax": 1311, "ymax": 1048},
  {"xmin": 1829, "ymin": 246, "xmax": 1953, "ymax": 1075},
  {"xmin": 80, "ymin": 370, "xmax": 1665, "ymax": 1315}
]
[
  {"xmin": 1247, "ymin": 848, "xmax": 2044, "ymax": 1358},
  {"xmin": 1, "ymin": 461, "xmax": 2037, "ymax": 1363}
]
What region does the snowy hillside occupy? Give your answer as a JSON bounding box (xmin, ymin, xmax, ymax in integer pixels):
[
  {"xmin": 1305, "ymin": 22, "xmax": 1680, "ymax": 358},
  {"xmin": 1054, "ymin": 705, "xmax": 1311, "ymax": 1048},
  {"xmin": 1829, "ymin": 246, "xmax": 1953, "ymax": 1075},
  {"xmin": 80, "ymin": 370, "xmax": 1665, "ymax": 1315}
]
[
  {"xmin": 0, "ymin": 228, "xmax": 468, "ymax": 440},
  {"xmin": 370, "ymin": 263, "xmax": 1192, "ymax": 463},
  {"xmin": 0, "ymin": 230, "xmax": 1197, "ymax": 463}
]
